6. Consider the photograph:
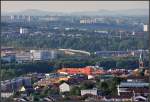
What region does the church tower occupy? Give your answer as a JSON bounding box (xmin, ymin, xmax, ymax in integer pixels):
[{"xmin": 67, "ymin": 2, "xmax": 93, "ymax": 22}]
[{"xmin": 139, "ymin": 50, "xmax": 144, "ymax": 69}]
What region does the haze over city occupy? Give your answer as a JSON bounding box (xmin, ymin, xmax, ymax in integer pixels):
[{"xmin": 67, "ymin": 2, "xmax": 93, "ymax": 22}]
[{"xmin": 1, "ymin": 1, "xmax": 149, "ymax": 13}]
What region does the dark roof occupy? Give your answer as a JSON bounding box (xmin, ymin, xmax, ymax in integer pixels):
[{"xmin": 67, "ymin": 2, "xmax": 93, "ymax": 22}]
[
  {"xmin": 126, "ymin": 88, "xmax": 150, "ymax": 93},
  {"xmin": 105, "ymin": 95, "xmax": 132, "ymax": 99},
  {"xmin": 127, "ymin": 76, "xmax": 149, "ymax": 80},
  {"xmin": 119, "ymin": 82, "xmax": 149, "ymax": 87}
]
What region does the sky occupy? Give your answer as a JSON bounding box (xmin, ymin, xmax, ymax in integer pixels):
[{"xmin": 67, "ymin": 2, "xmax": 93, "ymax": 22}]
[{"xmin": 1, "ymin": 1, "xmax": 149, "ymax": 13}]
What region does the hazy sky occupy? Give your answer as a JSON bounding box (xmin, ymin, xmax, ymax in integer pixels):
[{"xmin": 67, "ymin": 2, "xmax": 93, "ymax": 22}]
[{"xmin": 1, "ymin": 1, "xmax": 149, "ymax": 13}]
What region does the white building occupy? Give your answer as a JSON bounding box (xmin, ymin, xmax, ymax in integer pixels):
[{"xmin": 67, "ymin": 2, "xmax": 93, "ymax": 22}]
[
  {"xmin": 1, "ymin": 92, "xmax": 13, "ymax": 98},
  {"xmin": 30, "ymin": 50, "xmax": 53, "ymax": 61},
  {"xmin": 94, "ymin": 30, "xmax": 108, "ymax": 34},
  {"xmin": 59, "ymin": 83, "xmax": 70, "ymax": 93},
  {"xmin": 117, "ymin": 82, "xmax": 149, "ymax": 97},
  {"xmin": 20, "ymin": 27, "xmax": 28, "ymax": 34},
  {"xmin": 81, "ymin": 89, "xmax": 97, "ymax": 96},
  {"xmin": 88, "ymin": 75, "xmax": 94, "ymax": 79},
  {"xmin": 80, "ymin": 18, "xmax": 97, "ymax": 24},
  {"xmin": 50, "ymin": 50, "xmax": 56, "ymax": 59},
  {"xmin": 143, "ymin": 25, "xmax": 148, "ymax": 32}
]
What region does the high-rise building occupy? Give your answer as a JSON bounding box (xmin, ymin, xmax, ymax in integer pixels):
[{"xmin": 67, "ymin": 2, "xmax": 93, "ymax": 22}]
[
  {"xmin": 19, "ymin": 27, "xmax": 29, "ymax": 34},
  {"xmin": 143, "ymin": 25, "xmax": 148, "ymax": 32}
]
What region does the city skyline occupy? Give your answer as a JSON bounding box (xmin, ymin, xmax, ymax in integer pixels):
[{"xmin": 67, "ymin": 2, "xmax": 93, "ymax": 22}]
[{"xmin": 2, "ymin": 1, "xmax": 149, "ymax": 13}]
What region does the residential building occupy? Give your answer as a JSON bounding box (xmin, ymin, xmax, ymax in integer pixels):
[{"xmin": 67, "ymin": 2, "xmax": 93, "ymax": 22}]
[
  {"xmin": 16, "ymin": 52, "xmax": 31, "ymax": 63},
  {"xmin": 81, "ymin": 89, "xmax": 97, "ymax": 96},
  {"xmin": 117, "ymin": 80, "xmax": 149, "ymax": 102},
  {"xmin": 1, "ymin": 92, "xmax": 14, "ymax": 98},
  {"xmin": 143, "ymin": 24, "xmax": 148, "ymax": 32},
  {"xmin": 1, "ymin": 77, "xmax": 32, "ymax": 93},
  {"xmin": 58, "ymin": 66, "xmax": 106, "ymax": 76},
  {"xmin": 80, "ymin": 18, "xmax": 97, "ymax": 24},
  {"xmin": 102, "ymin": 96, "xmax": 132, "ymax": 102},
  {"xmin": 59, "ymin": 83, "xmax": 70, "ymax": 93},
  {"xmin": 30, "ymin": 50, "xmax": 56, "ymax": 61},
  {"xmin": 19, "ymin": 27, "xmax": 29, "ymax": 34},
  {"xmin": 58, "ymin": 66, "xmax": 93, "ymax": 75},
  {"xmin": 1, "ymin": 55, "xmax": 16, "ymax": 63},
  {"xmin": 94, "ymin": 51, "xmax": 131, "ymax": 57}
]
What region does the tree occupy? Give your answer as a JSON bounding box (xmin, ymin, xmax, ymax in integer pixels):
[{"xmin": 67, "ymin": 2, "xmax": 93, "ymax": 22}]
[
  {"xmin": 70, "ymin": 86, "xmax": 81, "ymax": 96},
  {"xmin": 80, "ymin": 80, "xmax": 95, "ymax": 89},
  {"xmin": 100, "ymin": 81, "xmax": 109, "ymax": 91}
]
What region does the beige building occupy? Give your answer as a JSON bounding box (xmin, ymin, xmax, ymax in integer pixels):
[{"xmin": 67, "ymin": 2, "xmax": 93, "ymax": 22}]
[{"xmin": 59, "ymin": 82, "xmax": 70, "ymax": 93}]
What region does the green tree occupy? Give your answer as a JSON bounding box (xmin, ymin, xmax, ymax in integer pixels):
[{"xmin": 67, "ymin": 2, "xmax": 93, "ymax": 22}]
[
  {"xmin": 80, "ymin": 80, "xmax": 95, "ymax": 89},
  {"xmin": 70, "ymin": 86, "xmax": 81, "ymax": 96}
]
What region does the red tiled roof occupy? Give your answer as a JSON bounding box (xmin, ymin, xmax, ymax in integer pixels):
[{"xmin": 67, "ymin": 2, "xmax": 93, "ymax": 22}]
[{"xmin": 58, "ymin": 66, "xmax": 104, "ymax": 75}]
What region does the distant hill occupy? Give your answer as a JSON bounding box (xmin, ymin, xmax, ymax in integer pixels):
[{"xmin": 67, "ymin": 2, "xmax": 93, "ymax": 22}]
[
  {"xmin": 114, "ymin": 9, "xmax": 149, "ymax": 16},
  {"xmin": 2, "ymin": 9, "xmax": 149, "ymax": 16},
  {"xmin": 2, "ymin": 9, "xmax": 63, "ymax": 16},
  {"xmin": 71, "ymin": 9, "xmax": 149, "ymax": 16}
]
